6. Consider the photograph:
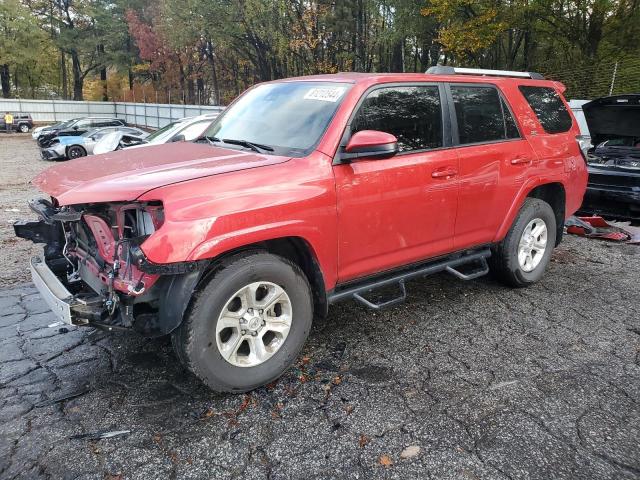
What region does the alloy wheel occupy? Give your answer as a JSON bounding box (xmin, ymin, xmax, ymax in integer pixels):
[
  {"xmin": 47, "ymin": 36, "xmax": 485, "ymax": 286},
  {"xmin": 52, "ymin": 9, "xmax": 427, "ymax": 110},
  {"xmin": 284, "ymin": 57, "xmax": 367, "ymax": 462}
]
[
  {"xmin": 215, "ymin": 281, "xmax": 292, "ymax": 367},
  {"xmin": 518, "ymin": 218, "xmax": 548, "ymax": 272}
]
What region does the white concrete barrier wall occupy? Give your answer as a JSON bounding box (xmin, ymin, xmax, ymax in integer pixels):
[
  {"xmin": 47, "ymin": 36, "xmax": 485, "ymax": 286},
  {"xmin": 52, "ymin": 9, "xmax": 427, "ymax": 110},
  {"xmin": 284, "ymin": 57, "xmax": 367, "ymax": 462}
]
[{"xmin": 0, "ymin": 99, "xmax": 224, "ymax": 129}]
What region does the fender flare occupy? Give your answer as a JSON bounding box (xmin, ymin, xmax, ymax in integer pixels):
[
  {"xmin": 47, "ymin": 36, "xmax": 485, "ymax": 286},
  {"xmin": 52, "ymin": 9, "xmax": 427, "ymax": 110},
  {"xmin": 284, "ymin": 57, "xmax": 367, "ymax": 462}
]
[{"xmin": 494, "ymin": 178, "xmax": 566, "ymax": 242}]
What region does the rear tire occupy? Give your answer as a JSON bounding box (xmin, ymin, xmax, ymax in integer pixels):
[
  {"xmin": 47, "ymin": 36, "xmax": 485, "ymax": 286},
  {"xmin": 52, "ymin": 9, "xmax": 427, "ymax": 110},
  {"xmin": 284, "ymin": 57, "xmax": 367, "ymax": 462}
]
[
  {"xmin": 172, "ymin": 252, "xmax": 313, "ymax": 393},
  {"xmin": 490, "ymin": 198, "xmax": 556, "ymax": 288},
  {"xmin": 67, "ymin": 145, "xmax": 86, "ymax": 159},
  {"xmin": 19, "ymin": 124, "xmax": 29, "ymax": 133}
]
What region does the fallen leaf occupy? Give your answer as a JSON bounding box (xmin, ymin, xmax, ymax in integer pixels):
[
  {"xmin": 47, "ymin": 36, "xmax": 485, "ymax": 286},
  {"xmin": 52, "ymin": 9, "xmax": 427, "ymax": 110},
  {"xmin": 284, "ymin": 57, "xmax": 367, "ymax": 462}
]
[
  {"xmin": 332, "ymin": 376, "xmax": 342, "ymax": 385},
  {"xmin": 345, "ymin": 405, "xmax": 354, "ymax": 415},
  {"xmin": 379, "ymin": 454, "xmax": 393, "ymax": 467},
  {"xmin": 400, "ymin": 445, "xmax": 421, "ymax": 459},
  {"xmin": 201, "ymin": 408, "xmax": 215, "ymax": 418},
  {"xmin": 358, "ymin": 434, "xmax": 370, "ymax": 448},
  {"xmin": 105, "ymin": 474, "xmax": 122, "ymax": 480},
  {"xmin": 301, "ymin": 356, "xmax": 311, "ymax": 365}
]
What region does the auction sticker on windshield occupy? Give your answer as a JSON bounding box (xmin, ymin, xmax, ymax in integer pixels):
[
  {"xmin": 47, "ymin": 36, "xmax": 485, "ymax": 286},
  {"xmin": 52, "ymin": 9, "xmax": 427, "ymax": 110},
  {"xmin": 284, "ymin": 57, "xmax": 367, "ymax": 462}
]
[{"xmin": 304, "ymin": 86, "xmax": 346, "ymax": 102}]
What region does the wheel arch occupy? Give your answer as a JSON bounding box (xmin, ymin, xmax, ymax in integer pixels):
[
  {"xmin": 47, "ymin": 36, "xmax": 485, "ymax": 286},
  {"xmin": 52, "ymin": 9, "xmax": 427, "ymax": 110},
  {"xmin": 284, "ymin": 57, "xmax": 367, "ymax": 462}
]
[
  {"xmin": 526, "ymin": 183, "xmax": 566, "ymax": 246},
  {"xmin": 197, "ymin": 236, "xmax": 328, "ymax": 321},
  {"xmin": 495, "ymin": 180, "xmax": 566, "ymax": 246}
]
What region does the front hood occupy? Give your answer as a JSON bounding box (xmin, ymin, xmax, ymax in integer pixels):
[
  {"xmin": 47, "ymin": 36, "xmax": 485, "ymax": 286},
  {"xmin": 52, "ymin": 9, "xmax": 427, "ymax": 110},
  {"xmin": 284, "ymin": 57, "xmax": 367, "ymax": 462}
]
[
  {"xmin": 583, "ymin": 94, "xmax": 640, "ymax": 144},
  {"xmin": 33, "ymin": 142, "xmax": 290, "ymax": 205}
]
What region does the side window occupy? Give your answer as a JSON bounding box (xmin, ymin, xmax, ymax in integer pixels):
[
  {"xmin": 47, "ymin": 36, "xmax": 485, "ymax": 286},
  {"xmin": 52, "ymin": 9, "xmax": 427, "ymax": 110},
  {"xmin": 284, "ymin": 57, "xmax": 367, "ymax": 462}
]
[
  {"xmin": 351, "ymin": 85, "xmax": 443, "ymax": 152},
  {"xmin": 518, "ymin": 86, "xmax": 572, "ymax": 134},
  {"xmin": 451, "ymin": 85, "xmax": 515, "ymax": 144},
  {"xmin": 502, "ymin": 98, "xmax": 520, "ymax": 139}
]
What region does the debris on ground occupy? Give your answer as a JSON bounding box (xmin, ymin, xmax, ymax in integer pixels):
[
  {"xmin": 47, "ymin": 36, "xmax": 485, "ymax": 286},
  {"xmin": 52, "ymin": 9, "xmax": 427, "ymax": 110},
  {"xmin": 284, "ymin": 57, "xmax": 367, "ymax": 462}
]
[
  {"xmin": 70, "ymin": 430, "xmax": 131, "ymax": 441},
  {"xmin": 565, "ymin": 216, "xmax": 638, "ymax": 242},
  {"xmin": 400, "ymin": 445, "xmax": 421, "ymax": 459}
]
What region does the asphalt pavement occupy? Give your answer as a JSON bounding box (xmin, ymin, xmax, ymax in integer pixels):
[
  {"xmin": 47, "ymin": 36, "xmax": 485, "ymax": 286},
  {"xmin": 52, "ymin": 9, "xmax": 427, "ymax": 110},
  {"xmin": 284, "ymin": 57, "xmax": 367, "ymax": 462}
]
[{"xmin": 1, "ymin": 234, "xmax": 639, "ymax": 479}]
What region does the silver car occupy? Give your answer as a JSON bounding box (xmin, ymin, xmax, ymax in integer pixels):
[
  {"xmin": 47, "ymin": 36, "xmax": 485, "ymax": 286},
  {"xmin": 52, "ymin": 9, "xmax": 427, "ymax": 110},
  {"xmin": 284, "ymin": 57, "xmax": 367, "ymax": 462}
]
[{"xmin": 41, "ymin": 126, "xmax": 149, "ymax": 160}]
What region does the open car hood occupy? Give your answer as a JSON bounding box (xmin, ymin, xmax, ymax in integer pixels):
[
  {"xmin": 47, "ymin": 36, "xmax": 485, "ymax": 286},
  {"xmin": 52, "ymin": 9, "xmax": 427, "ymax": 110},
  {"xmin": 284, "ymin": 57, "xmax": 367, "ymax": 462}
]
[
  {"xmin": 583, "ymin": 94, "xmax": 640, "ymax": 144},
  {"xmin": 33, "ymin": 142, "xmax": 290, "ymax": 205}
]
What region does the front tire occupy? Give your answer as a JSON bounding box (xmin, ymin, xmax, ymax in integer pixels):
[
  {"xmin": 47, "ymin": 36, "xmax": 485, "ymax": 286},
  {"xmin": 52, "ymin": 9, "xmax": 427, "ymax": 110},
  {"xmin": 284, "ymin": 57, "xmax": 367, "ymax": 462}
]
[
  {"xmin": 172, "ymin": 252, "xmax": 313, "ymax": 393},
  {"xmin": 67, "ymin": 145, "xmax": 86, "ymax": 159},
  {"xmin": 490, "ymin": 198, "xmax": 556, "ymax": 287}
]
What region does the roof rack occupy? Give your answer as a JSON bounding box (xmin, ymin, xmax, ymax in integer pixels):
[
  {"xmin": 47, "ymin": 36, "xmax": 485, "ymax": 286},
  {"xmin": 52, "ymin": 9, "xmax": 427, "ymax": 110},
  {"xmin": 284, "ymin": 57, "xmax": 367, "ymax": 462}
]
[{"xmin": 426, "ymin": 66, "xmax": 544, "ymax": 80}]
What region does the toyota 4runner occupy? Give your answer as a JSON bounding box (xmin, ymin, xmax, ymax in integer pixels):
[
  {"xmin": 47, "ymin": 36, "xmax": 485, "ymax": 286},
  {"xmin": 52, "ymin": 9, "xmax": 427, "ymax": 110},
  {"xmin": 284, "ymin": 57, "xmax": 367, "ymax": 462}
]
[{"xmin": 14, "ymin": 67, "xmax": 588, "ymax": 392}]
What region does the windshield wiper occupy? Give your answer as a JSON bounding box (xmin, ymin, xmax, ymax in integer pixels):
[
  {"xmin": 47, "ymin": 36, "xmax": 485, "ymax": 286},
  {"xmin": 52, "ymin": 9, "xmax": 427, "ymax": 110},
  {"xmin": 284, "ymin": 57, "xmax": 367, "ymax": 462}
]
[
  {"xmin": 221, "ymin": 138, "xmax": 274, "ymax": 153},
  {"xmin": 195, "ymin": 136, "xmax": 274, "ymax": 153},
  {"xmin": 194, "ymin": 135, "xmax": 221, "ymax": 145}
]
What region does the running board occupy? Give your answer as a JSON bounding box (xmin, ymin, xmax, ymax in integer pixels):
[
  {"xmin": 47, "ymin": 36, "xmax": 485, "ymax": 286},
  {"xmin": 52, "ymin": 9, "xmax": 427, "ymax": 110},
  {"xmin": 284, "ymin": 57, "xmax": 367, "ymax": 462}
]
[{"xmin": 328, "ymin": 248, "xmax": 491, "ymax": 310}]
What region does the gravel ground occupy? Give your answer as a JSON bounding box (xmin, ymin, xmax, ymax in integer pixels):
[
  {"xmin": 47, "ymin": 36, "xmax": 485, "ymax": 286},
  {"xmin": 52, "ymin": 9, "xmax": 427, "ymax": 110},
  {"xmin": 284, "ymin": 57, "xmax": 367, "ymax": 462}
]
[
  {"xmin": 0, "ymin": 134, "xmax": 49, "ymax": 287},
  {"xmin": 1, "ymin": 136, "xmax": 639, "ymax": 479}
]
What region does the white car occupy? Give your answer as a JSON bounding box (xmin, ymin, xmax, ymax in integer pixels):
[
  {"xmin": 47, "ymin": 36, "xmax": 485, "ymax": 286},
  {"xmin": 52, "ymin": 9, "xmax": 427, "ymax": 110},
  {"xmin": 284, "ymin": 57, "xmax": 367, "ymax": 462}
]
[{"xmin": 93, "ymin": 114, "xmax": 219, "ymax": 154}]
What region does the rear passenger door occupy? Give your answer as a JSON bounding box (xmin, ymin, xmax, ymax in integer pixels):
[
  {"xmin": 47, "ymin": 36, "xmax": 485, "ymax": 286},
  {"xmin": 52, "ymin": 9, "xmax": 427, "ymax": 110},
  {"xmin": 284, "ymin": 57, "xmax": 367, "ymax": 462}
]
[
  {"xmin": 447, "ymin": 83, "xmax": 538, "ymax": 250},
  {"xmin": 334, "ymin": 84, "xmax": 460, "ymax": 282}
]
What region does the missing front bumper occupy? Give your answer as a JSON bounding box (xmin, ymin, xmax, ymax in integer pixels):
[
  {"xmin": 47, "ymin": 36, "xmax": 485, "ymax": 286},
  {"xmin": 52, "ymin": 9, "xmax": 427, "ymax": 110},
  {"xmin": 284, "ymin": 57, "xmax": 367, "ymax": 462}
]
[{"xmin": 30, "ymin": 256, "xmax": 104, "ymax": 326}]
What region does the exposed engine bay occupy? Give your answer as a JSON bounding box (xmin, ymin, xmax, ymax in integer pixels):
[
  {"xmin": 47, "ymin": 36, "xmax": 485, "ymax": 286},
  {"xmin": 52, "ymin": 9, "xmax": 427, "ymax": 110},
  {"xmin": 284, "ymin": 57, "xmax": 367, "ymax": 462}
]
[{"xmin": 14, "ymin": 198, "xmax": 203, "ymax": 336}]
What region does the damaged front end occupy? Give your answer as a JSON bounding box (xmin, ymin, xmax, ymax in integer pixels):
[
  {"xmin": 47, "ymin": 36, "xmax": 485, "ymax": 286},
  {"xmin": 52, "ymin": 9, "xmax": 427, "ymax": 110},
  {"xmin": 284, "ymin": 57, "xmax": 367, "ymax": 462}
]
[{"xmin": 14, "ymin": 198, "xmax": 205, "ymax": 336}]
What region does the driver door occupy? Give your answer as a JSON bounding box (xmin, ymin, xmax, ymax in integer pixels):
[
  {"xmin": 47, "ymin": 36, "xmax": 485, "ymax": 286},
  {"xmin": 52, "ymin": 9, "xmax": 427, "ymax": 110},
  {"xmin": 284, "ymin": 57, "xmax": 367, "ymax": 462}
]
[{"xmin": 333, "ymin": 84, "xmax": 459, "ymax": 282}]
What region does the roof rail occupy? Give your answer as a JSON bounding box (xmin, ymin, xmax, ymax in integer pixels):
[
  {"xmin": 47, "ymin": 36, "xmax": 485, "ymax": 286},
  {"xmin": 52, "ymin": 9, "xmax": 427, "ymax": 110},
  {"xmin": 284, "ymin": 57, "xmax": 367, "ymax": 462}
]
[{"xmin": 426, "ymin": 66, "xmax": 544, "ymax": 80}]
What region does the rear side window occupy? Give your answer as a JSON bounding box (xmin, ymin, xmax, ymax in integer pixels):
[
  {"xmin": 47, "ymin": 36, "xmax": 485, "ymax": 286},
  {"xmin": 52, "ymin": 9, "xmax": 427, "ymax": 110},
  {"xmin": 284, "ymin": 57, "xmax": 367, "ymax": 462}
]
[
  {"xmin": 351, "ymin": 85, "xmax": 443, "ymax": 152},
  {"xmin": 451, "ymin": 85, "xmax": 520, "ymax": 144},
  {"xmin": 519, "ymin": 86, "xmax": 572, "ymax": 134}
]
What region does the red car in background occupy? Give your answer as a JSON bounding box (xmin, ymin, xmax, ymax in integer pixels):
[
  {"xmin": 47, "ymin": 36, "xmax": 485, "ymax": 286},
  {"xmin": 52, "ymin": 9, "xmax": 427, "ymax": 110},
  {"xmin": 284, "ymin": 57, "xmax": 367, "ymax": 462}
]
[{"xmin": 15, "ymin": 68, "xmax": 588, "ymax": 392}]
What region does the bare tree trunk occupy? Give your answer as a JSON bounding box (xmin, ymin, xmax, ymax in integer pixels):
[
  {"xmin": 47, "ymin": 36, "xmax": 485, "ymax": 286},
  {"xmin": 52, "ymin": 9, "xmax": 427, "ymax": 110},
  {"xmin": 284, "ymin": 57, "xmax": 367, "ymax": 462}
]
[
  {"xmin": 60, "ymin": 51, "xmax": 68, "ymax": 99},
  {"xmin": 71, "ymin": 51, "xmax": 83, "ymax": 100},
  {"xmin": 0, "ymin": 64, "xmax": 10, "ymax": 98},
  {"xmin": 205, "ymin": 39, "xmax": 220, "ymax": 105}
]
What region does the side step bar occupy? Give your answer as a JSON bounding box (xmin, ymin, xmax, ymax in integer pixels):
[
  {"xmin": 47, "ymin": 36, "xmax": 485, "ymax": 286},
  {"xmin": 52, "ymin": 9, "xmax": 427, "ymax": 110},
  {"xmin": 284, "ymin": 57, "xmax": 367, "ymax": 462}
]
[{"xmin": 328, "ymin": 248, "xmax": 491, "ymax": 310}]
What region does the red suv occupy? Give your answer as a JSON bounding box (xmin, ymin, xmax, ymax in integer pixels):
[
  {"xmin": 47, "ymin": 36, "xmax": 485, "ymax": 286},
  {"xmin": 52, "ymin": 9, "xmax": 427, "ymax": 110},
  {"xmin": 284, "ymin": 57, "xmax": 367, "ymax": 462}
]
[{"xmin": 15, "ymin": 67, "xmax": 588, "ymax": 392}]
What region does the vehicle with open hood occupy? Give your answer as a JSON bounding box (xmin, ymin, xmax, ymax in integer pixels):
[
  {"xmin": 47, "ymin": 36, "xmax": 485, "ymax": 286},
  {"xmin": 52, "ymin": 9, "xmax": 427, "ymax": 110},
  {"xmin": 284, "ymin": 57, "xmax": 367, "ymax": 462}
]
[
  {"xmin": 40, "ymin": 126, "xmax": 149, "ymax": 160},
  {"xmin": 580, "ymin": 94, "xmax": 640, "ymax": 220},
  {"xmin": 14, "ymin": 68, "xmax": 587, "ymax": 393},
  {"xmin": 37, "ymin": 117, "xmax": 127, "ymax": 148},
  {"xmin": 92, "ymin": 113, "xmax": 219, "ymax": 155}
]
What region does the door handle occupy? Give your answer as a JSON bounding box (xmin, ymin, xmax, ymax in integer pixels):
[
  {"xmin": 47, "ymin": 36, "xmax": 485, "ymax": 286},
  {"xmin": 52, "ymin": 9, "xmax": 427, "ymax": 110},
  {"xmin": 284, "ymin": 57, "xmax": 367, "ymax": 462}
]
[
  {"xmin": 431, "ymin": 167, "xmax": 458, "ymax": 179},
  {"xmin": 511, "ymin": 157, "xmax": 532, "ymax": 165}
]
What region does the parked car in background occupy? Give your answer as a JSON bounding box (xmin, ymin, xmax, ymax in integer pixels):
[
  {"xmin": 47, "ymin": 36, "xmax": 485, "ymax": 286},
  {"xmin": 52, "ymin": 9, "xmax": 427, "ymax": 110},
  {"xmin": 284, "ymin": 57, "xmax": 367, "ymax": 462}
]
[
  {"xmin": 37, "ymin": 117, "xmax": 127, "ymax": 148},
  {"xmin": 32, "ymin": 119, "xmax": 80, "ymax": 140},
  {"xmin": 0, "ymin": 112, "xmax": 33, "ymax": 133},
  {"xmin": 40, "ymin": 126, "xmax": 149, "ymax": 160},
  {"xmin": 15, "ymin": 68, "xmax": 587, "ymax": 393},
  {"xmin": 92, "ymin": 113, "xmax": 218, "ymax": 154},
  {"xmin": 580, "ymin": 94, "xmax": 640, "ymax": 220}
]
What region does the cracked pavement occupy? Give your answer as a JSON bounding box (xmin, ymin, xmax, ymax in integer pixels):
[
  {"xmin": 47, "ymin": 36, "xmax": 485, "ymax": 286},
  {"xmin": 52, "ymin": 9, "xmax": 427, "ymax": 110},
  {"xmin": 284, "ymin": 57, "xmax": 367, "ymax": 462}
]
[{"xmin": 1, "ymin": 235, "xmax": 639, "ymax": 479}]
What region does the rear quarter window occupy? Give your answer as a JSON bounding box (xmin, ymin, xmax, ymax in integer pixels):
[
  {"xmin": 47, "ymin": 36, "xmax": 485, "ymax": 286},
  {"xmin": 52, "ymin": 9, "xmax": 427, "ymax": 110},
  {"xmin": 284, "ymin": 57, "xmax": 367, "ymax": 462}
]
[{"xmin": 519, "ymin": 86, "xmax": 572, "ymax": 134}]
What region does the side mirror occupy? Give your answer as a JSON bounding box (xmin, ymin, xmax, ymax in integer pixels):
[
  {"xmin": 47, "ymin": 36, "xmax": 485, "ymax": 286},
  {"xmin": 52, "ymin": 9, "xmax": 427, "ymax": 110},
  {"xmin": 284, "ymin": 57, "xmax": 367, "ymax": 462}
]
[
  {"xmin": 73, "ymin": 126, "xmax": 79, "ymax": 130},
  {"xmin": 343, "ymin": 130, "xmax": 398, "ymax": 161},
  {"xmin": 170, "ymin": 134, "xmax": 185, "ymax": 143}
]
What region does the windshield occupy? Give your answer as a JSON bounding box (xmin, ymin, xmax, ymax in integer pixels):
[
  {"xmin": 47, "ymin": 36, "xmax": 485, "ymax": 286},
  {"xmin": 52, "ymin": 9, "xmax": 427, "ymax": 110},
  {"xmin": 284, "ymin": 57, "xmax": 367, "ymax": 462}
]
[
  {"xmin": 52, "ymin": 119, "xmax": 75, "ymax": 129},
  {"xmin": 145, "ymin": 121, "xmax": 184, "ymax": 143},
  {"xmin": 203, "ymin": 81, "xmax": 351, "ymax": 156}
]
